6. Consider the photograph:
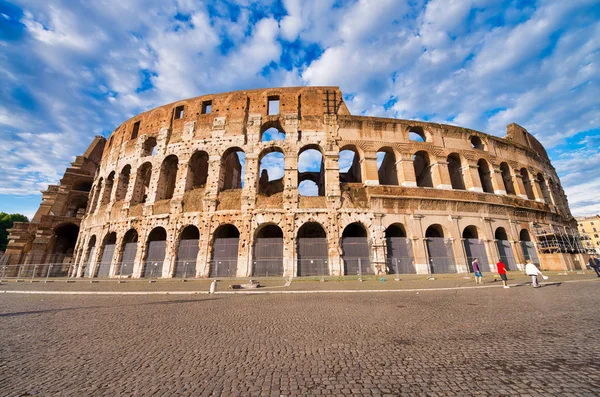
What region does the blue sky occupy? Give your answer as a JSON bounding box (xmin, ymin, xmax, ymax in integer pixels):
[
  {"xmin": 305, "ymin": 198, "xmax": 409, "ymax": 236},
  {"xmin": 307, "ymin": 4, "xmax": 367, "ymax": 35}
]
[{"xmin": 0, "ymin": 0, "xmax": 598, "ymax": 219}]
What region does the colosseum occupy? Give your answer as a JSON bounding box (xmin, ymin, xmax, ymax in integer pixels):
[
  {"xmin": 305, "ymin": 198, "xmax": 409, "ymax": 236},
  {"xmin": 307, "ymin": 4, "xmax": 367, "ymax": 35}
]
[{"xmin": 3, "ymin": 86, "xmax": 589, "ymax": 279}]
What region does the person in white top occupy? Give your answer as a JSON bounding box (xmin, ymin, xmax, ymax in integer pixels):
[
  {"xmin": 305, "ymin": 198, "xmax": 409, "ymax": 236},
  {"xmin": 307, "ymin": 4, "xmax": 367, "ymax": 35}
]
[{"xmin": 525, "ymin": 260, "xmax": 547, "ymax": 288}]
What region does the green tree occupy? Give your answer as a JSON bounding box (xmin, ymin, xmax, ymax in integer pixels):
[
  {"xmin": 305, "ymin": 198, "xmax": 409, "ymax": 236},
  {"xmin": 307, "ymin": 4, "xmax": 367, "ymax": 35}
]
[{"xmin": 0, "ymin": 213, "xmax": 29, "ymax": 251}]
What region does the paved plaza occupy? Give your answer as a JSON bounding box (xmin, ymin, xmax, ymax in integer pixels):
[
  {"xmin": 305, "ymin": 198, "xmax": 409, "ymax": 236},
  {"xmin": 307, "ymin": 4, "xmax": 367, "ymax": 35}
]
[{"xmin": 1, "ymin": 278, "xmax": 599, "ymax": 396}]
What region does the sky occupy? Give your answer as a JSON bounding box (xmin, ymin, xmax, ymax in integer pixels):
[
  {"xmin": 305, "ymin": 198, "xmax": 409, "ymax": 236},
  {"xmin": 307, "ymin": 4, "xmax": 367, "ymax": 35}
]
[{"xmin": 0, "ymin": 0, "xmax": 598, "ymax": 220}]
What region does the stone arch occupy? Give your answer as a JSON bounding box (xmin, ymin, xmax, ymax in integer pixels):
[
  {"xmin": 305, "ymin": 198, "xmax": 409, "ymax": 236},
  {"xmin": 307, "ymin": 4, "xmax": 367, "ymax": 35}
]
[
  {"xmin": 82, "ymin": 234, "xmax": 97, "ymax": 278},
  {"xmin": 477, "ymin": 159, "xmax": 494, "ymax": 193},
  {"xmin": 258, "ymin": 147, "xmax": 285, "ymax": 196},
  {"xmin": 377, "ymin": 147, "xmax": 398, "ymax": 186},
  {"xmin": 425, "ymin": 224, "xmax": 456, "ymax": 274},
  {"xmin": 51, "ymin": 223, "xmax": 79, "ymax": 257},
  {"xmin": 520, "ymin": 168, "xmax": 535, "ymax": 200},
  {"xmin": 219, "ymin": 147, "xmax": 245, "ymax": 191},
  {"xmin": 185, "ymin": 151, "xmax": 209, "ymax": 191},
  {"xmin": 297, "ymin": 222, "xmax": 329, "ymax": 276},
  {"xmin": 131, "ymin": 162, "xmax": 153, "ymax": 205},
  {"xmin": 385, "ymin": 223, "xmax": 415, "ymax": 274},
  {"xmin": 339, "ymin": 144, "xmax": 362, "ymax": 183},
  {"xmin": 425, "ymin": 224, "xmax": 445, "ymax": 238},
  {"xmin": 90, "ymin": 178, "xmax": 103, "ymax": 212},
  {"xmin": 500, "ymin": 162, "xmax": 515, "ymax": 195},
  {"xmin": 119, "ymin": 228, "xmax": 138, "ymax": 276},
  {"xmin": 156, "ymin": 155, "xmax": 179, "ymax": 200},
  {"xmin": 115, "ymin": 165, "xmax": 131, "ymax": 202},
  {"xmin": 537, "ymin": 173, "xmax": 551, "ymax": 204},
  {"xmin": 470, "ymin": 136, "xmax": 485, "ymax": 150},
  {"xmin": 341, "ymin": 222, "xmax": 371, "ymax": 275},
  {"xmin": 447, "ymin": 153, "xmax": 465, "ymax": 190},
  {"xmin": 100, "ymin": 171, "xmax": 115, "ymax": 206},
  {"xmin": 413, "ymin": 151, "xmax": 433, "ymax": 188},
  {"xmin": 407, "ymin": 126, "xmax": 428, "ymax": 142},
  {"xmin": 143, "ymin": 227, "xmax": 167, "ymax": 278},
  {"xmin": 495, "ymin": 227, "xmax": 517, "ymax": 270},
  {"xmin": 519, "ymin": 228, "xmax": 539, "ymax": 264},
  {"xmin": 260, "ymin": 120, "xmax": 286, "ymax": 142},
  {"xmin": 175, "ymin": 225, "xmax": 200, "ymax": 278},
  {"xmin": 462, "ymin": 225, "xmax": 490, "ymax": 272},
  {"xmin": 210, "ymin": 224, "xmax": 240, "ymax": 277},
  {"xmin": 143, "ymin": 137, "xmax": 157, "ymax": 157},
  {"xmin": 73, "ymin": 181, "xmax": 92, "ymax": 192},
  {"xmin": 252, "ymin": 224, "xmax": 284, "ymax": 277},
  {"xmin": 65, "ymin": 197, "xmax": 88, "ymax": 218},
  {"xmin": 96, "ymin": 232, "xmax": 117, "ymax": 278},
  {"xmin": 298, "ymin": 144, "xmax": 325, "ymax": 196}
]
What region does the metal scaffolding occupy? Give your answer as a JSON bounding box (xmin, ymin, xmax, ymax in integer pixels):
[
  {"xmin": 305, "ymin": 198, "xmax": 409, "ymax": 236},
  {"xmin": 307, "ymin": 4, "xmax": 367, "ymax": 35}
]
[{"xmin": 533, "ymin": 224, "xmax": 589, "ymax": 254}]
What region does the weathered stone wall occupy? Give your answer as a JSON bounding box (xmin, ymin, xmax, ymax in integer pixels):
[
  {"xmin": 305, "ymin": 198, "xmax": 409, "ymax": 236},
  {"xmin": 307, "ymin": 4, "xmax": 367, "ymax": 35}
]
[{"xmin": 73, "ymin": 86, "xmax": 579, "ymax": 278}]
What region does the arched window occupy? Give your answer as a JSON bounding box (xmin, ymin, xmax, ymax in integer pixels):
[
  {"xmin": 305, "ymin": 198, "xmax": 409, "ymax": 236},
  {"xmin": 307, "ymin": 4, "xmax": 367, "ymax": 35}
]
[
  {"xmin": 210, "ymin": 224, "xmax": 240, "ymax": 277},
  {"xmin": 185, "ymin": 151, "xmax": 208, "ymax": 191},
  {"xmin": 219, "ymin": 148, "xmax": 245, "ymax": 191},
  {"xmin": 100, "ymin": 172, "xmax": 115, "ymax": 206},
  {"xmin": 131, "ymin": 162, "xmax": 152, "ymax": 205},
  {"xmin": 90, "ymin": 178, "xmax": 103, "ymax": 212},
  {"xmin": 537, "ymin": 173, "xmax": 551, "ymax": 204},
  {"xmin": 260, "ymin": 121, "xmax": 286, "ymax": 142},
  {"xmin": 385, "ymin": 224, "xmax": 414, "ymax": 274},
  {"xmin": 500, "ymin": 163, "xmax": 515, "ymax": 195},
  {"xmin": 520, "ymin": 168, "xmax": 535, "ymax": 200},
  {"xmin": 115, "ymin": 165, "xmax": 131, "ymax": 202},
  {"xmin": 143, "ymin": 137, "xmax": 157, "ymax": 157},
  {"xmin": 156, "ymin": 155, "xmax": 179, "ymax": 200},
  {"xmin": 341, "ymin": 222, "xmax": 371, "ymax": 275},
  {"xmin": 298, "ymin": 145, "xmax": 324, "ymax": 196},
  {"xmin": 252, "ymin": 224, "xmax": 284, "ymax": 277},
  {"xmin": 408, "ymin": 126, "xmax": 426, "ymax": 142},
  {"xmin": 447, "ymin": 153, "xmax": 465, "ymax": 190},
  {"xmin": 477, "ymin": 159, "xmax": 494, "ymax": 193},
  {"xmin": 143, "ymin": 227, "xmax": 167, "ymax": 278},
  {"xmin": 258, "ymin": 148, "xmax": 284, "ymax": 196},
  {"xmin": 297, "ymin": 222, "xmax": 328, "ymax": 276},
  {"xmin": 339, "ymin": 145, "xmax": 361, "ymax": 183},
  {"xmin": 413, "ymin": 151, "xmax": 433, "ymax": 188},
  {"xmin": 470, "ymin": 136, "xmax": 484, "ymax": 150},
  {"xmin": 377, "ymin": 148, "xmax": 398, "ymax": 185}
]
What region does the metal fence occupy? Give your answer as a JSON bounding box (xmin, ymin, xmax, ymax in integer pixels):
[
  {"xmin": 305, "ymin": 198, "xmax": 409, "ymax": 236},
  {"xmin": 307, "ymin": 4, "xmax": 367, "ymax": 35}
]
[
  {"xmin": 297, "ymin": 259, "xmax": 328, "ymax": 277},
  {"xmin": 342, "ymin": 237, "xmax": 372, "ymax": 276},
  {"xmin": 496, "ymin": 239, "xmax": 518, "ymax": 270},
  {"xmin": 426, "ymin": 238, "xmax": 457, "ymax": 274},
  {"xmin": 209, "ymin": 259, "xmax": 238, "ymax": 277},
  {"xmin": 386, "ymin": 257, "xmax": 416, "ymax": 274},
  {"xmin": 463, "ymin": 238, "xmax": 490, "ymax": 272},
  {"xmin": 173, "ymin": 260, "xmax": 197, "ymax": 279},
  {"xmin": 297, "ymin": 238, "xmax": 329, "ymax": 277},
  {"xmin": 386, "ymin": 237, "xmax": 415, "ymax": 274},
  {"xmin": 1, "ymin": 263, "xmax": 75, "ymax": 281},
  {"xmin": 253, "ymin": 237, "xmax": 284, "ymax": 277}
]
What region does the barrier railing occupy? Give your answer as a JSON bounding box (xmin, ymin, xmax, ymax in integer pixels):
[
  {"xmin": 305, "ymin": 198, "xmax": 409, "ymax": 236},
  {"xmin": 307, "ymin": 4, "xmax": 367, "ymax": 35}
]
[{"xmin": 0, "ymin": 263, "xmax": 75, "ymax": 282}]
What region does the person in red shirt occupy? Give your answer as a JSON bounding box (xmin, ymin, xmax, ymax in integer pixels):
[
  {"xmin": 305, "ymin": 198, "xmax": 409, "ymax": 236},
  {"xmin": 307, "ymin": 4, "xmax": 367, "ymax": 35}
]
[{"xmin": 497, "ymin": 260, "xmax": 509, "ymax": 288}]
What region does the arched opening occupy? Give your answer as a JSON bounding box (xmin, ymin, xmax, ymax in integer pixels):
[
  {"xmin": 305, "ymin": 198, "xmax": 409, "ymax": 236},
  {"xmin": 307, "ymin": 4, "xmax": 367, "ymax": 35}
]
[
  {"xmin": 413, "ymin": 151, "xmax": 433, "ymax": 188},
  {"xmin": 219, "ymin": 148, "xmax": 245, "ymax": 191},
  {"xmin": 462, "ymin": 226, "xmax": 490, "ymax": 272},
  {"xmin": 500, "ymin": 163, "xmax": 515, "ymax": 195},
  {"xmin": 297, "ymin": 222, "xmax": 328, "ymax": 276},
  {"xmin": 100, "ymin": 172, "xmax": 115, "ymax": 206},
  {"xmin": 119, "ymin": 229, "xmax": 138, "ymax": 276},
  {"xmin": 51, "ymin": 223, "xmax": 79, "ymax": 259},
  {"xmin": 377, "ymin": 148, "xmax": 398, "ymax": 186},
  {"xmin": 537, "ymin": 173, "xmax": 551, "ymax": 204},
  {"xmin": 83, "ymin": 235, "xmax": 97, "ymax": 278},
  {"xmin": 477, "ymin": 159, "xmax": 494, "ymax": 193},
  {"xmin": 470, "ymin": 136, "xmax": 484, "ymax": 150},
  {"xmin": 90, "ymin": 178, "xmax": 103, "ymax": 212},
  {"xmin": 425, "ymin": 224, "xmax": 456, "ymax": 274},
  {"xmin": 385, "ymin": 224, "xmax": 414, "ymax": 274},
  {"xmin": 339, "ymin": 146, "xmax": 361, "ymax": 183},
  {"xmin": 175, "ymin": 225, "xmax": 200, "ymax": 278},
  {"xmin": 519, "ymin": 229, "xmax": 539, "ymax": 265},
  {"xmin": 252, "ymin": 224, "xmax": 284, "ymax": 277},
  {"xmin": 115, "ymin": 165, "xmax": 131, "ymax": 202},
  {"xmin": 260, "ymin": 121, "xmax": 286, "ymax": 142},
  {"xmin": 520, "ymin": 168, "xmax": 535, "ymax": 200},
  {"xmin": 495, "ymin": 227, "xmax": 516, "ymax": 270},
  {"xmin": 131, "ymin": 162, "xmax": 153, "ymax": 205},
  {"xmin": 258, "ymin": 148, "xmax": 284, "ymax": 197},
  {"xmin": 185, "ymin": 151, "xmax": 209, "ymax": 191},
  {"xmin": 210, "ymin": 224, "xmax": 240, "ymax": 277},
  {"xmin": 156, "ymin": 155, "xmax": 179, "ymax": 200},
  {"xmin": 298, "ymin": 146, "xmax": 325, "ymax": 196},
  {"xmin": 341, "ymin": 222, "xmax": 371, "ymax": 275},
  {"xmin": 408, "ymin": 127, "xmax": 426, "ymax": 142},
  {"xmin": 142, "ymin": 137, "xmax": 157, "ymax": 157},
  {"xmin": 65, "ymin": 198, "xmax": 88, "ymax": 218},
  {"xmin": 72, "ymin": 181, "xmax": 92, "ymax": 192},
  {"xmin": 96, "ymin": 232, "xmax": 117, "ymax": 278},
  {"xmin": 143, "ymin": 227, "xmax": 167, "ymax": 278},
  {"xmin": 447, "ymin": 153, "xmax": 465, "ymax": 190}
]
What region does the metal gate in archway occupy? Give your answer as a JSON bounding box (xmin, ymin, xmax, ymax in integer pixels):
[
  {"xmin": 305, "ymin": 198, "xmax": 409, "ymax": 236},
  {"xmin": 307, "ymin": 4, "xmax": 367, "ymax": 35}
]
[
  {"xmin": 342, "ymin": 237, "xmax": 372, "ymax": 276},
  {"xmin": 463, "ymin": 239, "xmax": 490, "ymax": 272},
  {"xmin": 252, "ymin": 237, "xmax": 283, "ymax": 277},
  {"xmin": 143, "ymin": 241, "xmax": 166, "ymax": 278},
  {"xmin": 119, "ymin": 243, "xmax": 137, "ymax": 276},
  {"xmin": 426, "ymin": 238, "xmax": 456, "ymax": 274},
  {"xmin": 521, "ymin": 241, "xmax": 540, "ymax": 265},
  {"xmin": 83, "ymin": 247, "xmax": 96, "ymax": 278},
  {"xmin": 175, "ymin": 239, "xmax": 199, "ymax": 278},
  {"xmin": 95, "ymin": 244, "xmax": 115, "ymax": 277},
  {"xmin": 210, "ymin": 238, "xmax": 239, "ymax": 277},
  {"xmin": 386, "ymin": 237, "xmax": 415, "ymax": 274},
  {"xmin": 496, "ymin": 240, "xmax": 517, "ymax": 270},
  {"xmin": 297, "ymin": 238, "xmax": 329, "ymax": 276}
]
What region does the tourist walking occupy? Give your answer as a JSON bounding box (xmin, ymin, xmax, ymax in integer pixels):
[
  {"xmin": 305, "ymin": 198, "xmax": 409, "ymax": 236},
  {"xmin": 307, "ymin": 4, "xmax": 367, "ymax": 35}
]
[
  {"xmin": 472, "ymin": 258, "xmax": 482, "ymax": 284},
  {"xmin": 588, "ymin": 255, "xmax": 600, "ymax": 277},
  {"xmin": 525, "ymin": 260, "xmax": 547, "ymax": 288},
  {"xmin": 496, "ymin": 260, "xmax": 510, "ymax": 288}
]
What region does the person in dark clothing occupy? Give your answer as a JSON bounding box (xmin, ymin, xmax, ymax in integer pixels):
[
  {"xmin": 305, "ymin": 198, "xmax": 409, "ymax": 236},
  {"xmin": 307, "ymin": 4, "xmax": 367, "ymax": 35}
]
[{"xmin": 589, "ymin": 255, "xmax": 600, "ymax": 277}]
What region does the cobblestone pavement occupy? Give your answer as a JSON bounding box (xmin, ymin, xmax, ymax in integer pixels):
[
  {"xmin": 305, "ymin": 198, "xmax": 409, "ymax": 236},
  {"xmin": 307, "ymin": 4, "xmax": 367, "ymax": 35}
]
[{"xmin": 1, "ymin": 280, "xmax": 599, "ymax": 396}]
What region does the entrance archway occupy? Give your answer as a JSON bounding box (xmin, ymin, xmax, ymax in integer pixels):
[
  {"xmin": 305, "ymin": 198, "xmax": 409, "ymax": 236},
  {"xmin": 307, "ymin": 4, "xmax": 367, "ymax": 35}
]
[
  {"xmin": 495, "ymin": 227, "xmax": 516, "ymax": 270},
  {"xmin": 342, "ymin": 223, "xmax": 371, "ymax": 275},
  {"xmin": 210, "ymin": 224, "xmax": 239, "ymax": 277},
  {"xmin": 385, "ymin": 224, "xmax": 414, "ymax": 274},
  {"xmin": 175, "ymin": 225, "xmax": 200, "ymax": 278},
  {"xmin": 96, "ymin": 232, "xmax": 116, "ymax": 278},
  {"xmin": 119, "ymin": 229, "xmax": 138, "ymax": 276},
  {"xmin": 462, "ymin": 226, "xmax": 490, "ymax": 272},
  {"xmin": 425, "ymin": 224, "xmax": 456, "ymax": 273},
  {"xmin": 83, "ymin": 235, "xmax": 97, "ymax": 278},
  {"xmin": 297, "ymin": 222, "xmax": 328, "ymax": 276},
  {"xmin": 520, "ymin": 229, "xmax": 539, "ymax": 265},
  {"xmin": 143, "ymin": 227, "xmax": 167, "ymax": 278},
  {"xmin": 252, "ymin": 224, "xmax": 284, "ymax": 277}
]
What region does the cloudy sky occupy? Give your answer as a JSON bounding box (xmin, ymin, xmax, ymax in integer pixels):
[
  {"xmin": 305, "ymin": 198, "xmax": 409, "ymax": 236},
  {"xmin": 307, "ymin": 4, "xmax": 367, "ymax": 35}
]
[{"xmin": 0, "ymin": 0, "xmax": 598, "ymax": 219}]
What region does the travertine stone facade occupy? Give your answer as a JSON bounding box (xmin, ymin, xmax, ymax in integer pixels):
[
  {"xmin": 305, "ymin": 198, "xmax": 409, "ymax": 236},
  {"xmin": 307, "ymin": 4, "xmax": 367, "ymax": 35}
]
[{"xmin": 70, "ymin": 86, "xmax": 582, "ymax": 278}]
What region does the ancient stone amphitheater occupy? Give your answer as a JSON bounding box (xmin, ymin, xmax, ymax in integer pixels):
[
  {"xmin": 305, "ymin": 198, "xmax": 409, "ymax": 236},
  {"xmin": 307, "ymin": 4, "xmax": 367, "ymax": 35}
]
[{"xmin": 4, "ymin": 87, "xmax": 588, "ymax": 279}]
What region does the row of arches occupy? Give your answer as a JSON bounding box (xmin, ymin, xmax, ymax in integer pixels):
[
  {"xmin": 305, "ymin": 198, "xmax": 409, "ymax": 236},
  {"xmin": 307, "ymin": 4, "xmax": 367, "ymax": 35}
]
[{"xmin": 80, "ymin": 222, "xmax": 539, "ymax": 278}]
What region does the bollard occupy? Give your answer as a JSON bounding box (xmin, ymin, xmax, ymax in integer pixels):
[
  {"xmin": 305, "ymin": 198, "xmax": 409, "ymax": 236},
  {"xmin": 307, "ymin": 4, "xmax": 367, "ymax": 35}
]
[{"xmin": 209, "ymin": 279, "xmax": 217, "ymax": 294}]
